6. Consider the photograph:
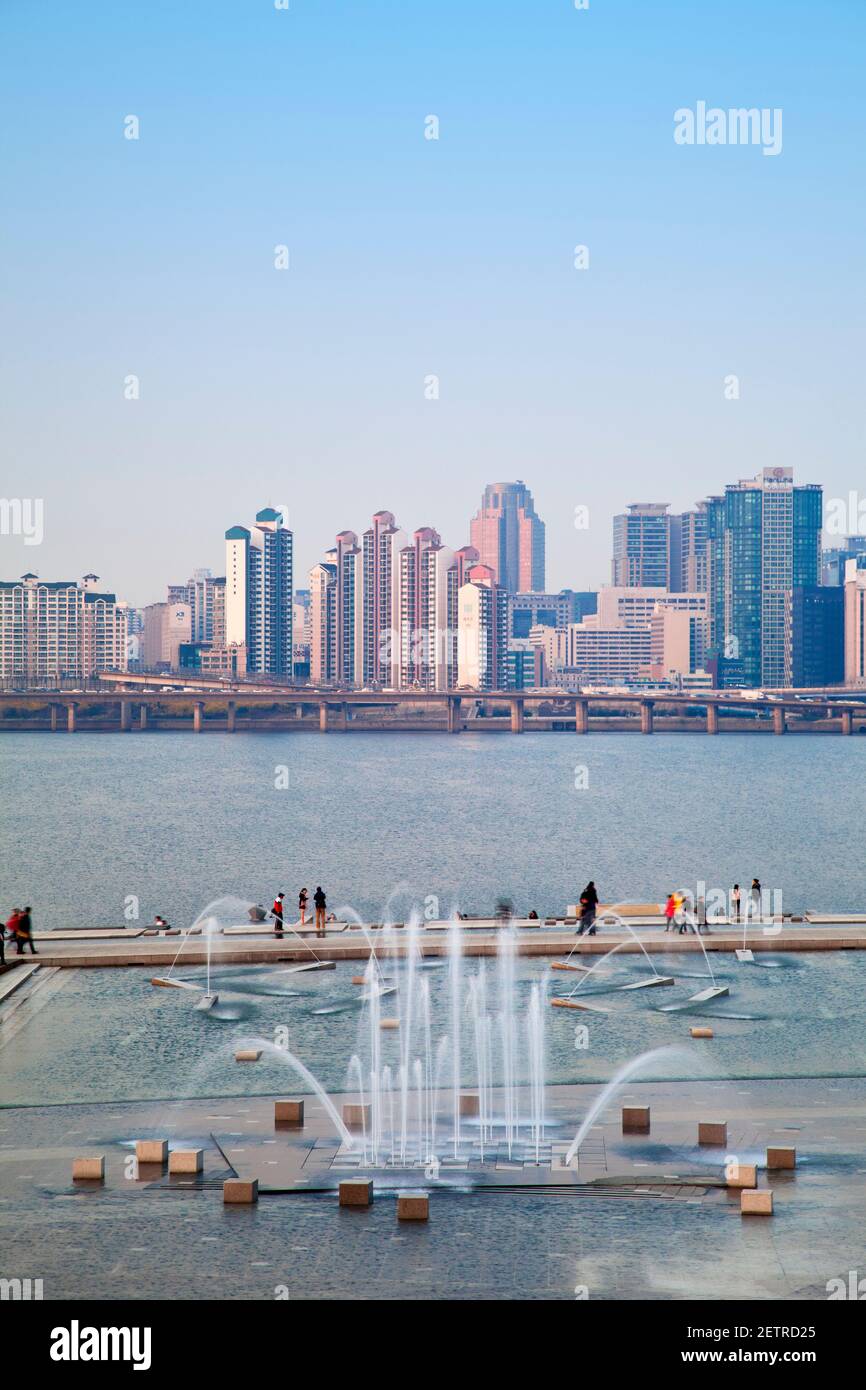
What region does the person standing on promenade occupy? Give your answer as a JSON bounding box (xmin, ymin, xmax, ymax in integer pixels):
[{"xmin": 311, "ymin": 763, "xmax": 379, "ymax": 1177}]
[
  {"xmin": 313, "ymin": 886, "xmax": 327, "ymax": 937},
  {"xmin": 15, "ymin": 907, "xmax": 37, "ymax": 955},
  {"xmin": 749, "ymin": 878, "xmax": 762, "ymax": 920},
  {"xmin": 576, "ymin": 881, "xmax": 598, "ymax": 935},
  {"xmin": 298, "ymin": 887, "xmax": 308, "ymax": 926},
  {"xmin": 731, "ymin": 884, "xmax": 741, "ymax": 923},
  {"xmin": 696, "ymin": 892, "xmax": 708, "ymax": 933},
  {"xmin": 271, "ymin": 892, "xmax": 285, "ymax": 939},
  {"xmin": 664, "ymin": 892, "xmax": 677, "ymax": 932}
]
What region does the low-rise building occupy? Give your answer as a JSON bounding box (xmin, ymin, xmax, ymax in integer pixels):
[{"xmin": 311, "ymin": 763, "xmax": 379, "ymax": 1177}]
[{"xmin": 0, "ymin": 572, "xmax": 128, "ymax": 681}]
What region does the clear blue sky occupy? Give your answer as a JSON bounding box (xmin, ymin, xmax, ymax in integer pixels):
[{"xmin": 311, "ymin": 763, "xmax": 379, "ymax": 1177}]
[{"xmin": 2, "ymin": 0, "xmax": 864, "ymax": 605}]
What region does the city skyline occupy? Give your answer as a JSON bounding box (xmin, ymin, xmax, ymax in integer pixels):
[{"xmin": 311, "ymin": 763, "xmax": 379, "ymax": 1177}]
[{"xmin": 1, "ymin": 465, "xmax": 844, "ymax": 611}]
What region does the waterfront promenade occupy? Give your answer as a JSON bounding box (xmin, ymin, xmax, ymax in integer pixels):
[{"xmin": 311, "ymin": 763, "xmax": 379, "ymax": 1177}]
[{"xmin": 6, "ymin": 917, "xmax": 866, "ymax": 972}]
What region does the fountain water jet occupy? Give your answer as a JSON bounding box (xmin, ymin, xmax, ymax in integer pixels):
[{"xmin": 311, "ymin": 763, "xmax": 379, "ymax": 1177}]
[{"xmin": 564, "ymin": 1045, "xmax": 692, "ymax": 1167}]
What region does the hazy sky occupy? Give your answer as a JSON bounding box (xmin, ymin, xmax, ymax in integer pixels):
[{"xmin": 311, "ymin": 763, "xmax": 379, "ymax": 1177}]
[{"xmin": 2, "ymin": 0, "xmax": 864, "ymax": 606}]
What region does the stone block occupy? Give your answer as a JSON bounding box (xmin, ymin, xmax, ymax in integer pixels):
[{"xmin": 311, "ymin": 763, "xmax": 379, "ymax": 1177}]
[
  {"xmin": 698, "ymin": 1121, "xmax": 727, "ymax": 1146},
  {"xmin": 766, "ymin": 1146, "xmax": 796, "ymax": 1170},
  {"xmin": 224, "ymin": 1178, "xmax": 258, "ymax": 1204},
  {"xmin": 339, "ymin": 1178, "xmax": 373, "ymax": 1207},
  {"xmin": 72, "ymin": 1156, "xmax": 104, "ymax": 1181},
  {"xmin": 342, "ymin": 1103, "xmax": 371, "ymax": 1129},
  {"xmin": 135, "ymin": 1139, "xmax": 168, "ymax": 1165},
  {"xmin": 741, "ymin": 1189, "xmax": 773, "ymax": 1215},
  {"xmin": 622, "ymin": 1106, "xmax": 650, "ymax": 1133},
  {"xmin": 274, "ymin": 1100, "xmax": 304, "ymax": 1127},
  {"xmin": 380, "ymin": 1018, "xmax": 399, "ymax": 1029},
  {"xmin": 168, "ymin": 1148, "xmax": 203, "ymax": 1174},
  {"xmin": 726, "ymin": 1163, "xmax": 757, "ymax": 1189},
  {"xmin": 397, "ymin": 1191, "xmax": 429, "ymax": 1221},
  {"xmin": 459, "ymin": 1093, "xmax": 480, "ymax": 1117}
]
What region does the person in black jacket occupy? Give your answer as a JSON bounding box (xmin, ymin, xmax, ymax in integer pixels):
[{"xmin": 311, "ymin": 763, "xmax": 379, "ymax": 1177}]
[
  {"xmin": 313, "ymin": 886, "xmax": 327, "ymax": 937},
  {"xmin": 16, "ymin": 907, "xmax": 37, "ymax": 955},
  {"xmin": 576, "ymin": 882, "xmax": 598, "ymax": 936}
]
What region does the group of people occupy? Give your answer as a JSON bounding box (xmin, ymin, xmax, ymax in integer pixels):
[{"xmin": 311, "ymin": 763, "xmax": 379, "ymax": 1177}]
[
  {"xmin": 664, "ymin": 878, "xmax": 762, "ymax": 933},
  {"xmin": 567, "ymin": 876, "xmax": 765, "ymax": 938},
  {"xmin": 270, "ymin": 886, "xmax": 329, "ymax": 939},
  {"xmin": 2, "ymin": 907, "xmax": 37, "ymax": 961}
]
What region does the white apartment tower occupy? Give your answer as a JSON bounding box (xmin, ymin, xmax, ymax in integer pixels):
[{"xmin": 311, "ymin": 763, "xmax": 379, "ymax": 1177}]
[{"xmin": 225, "ymin": 508, "xmax": 293, "ymax": 679}]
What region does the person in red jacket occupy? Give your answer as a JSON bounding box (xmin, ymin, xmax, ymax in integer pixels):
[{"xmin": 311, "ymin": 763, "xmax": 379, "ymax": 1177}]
[{"xmin": 271, "ymin": 892, "xmax": 285, "ymax": 938}]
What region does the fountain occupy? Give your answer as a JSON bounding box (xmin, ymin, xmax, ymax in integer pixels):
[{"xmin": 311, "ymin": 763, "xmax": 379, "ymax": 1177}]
[
  {"xmin": 332, "ymin": 914, "xmax": 552, "ymax": 1172},
  {"xmin": 150, "ymin": 901, "xmax": 746, "ymax": 1197}
]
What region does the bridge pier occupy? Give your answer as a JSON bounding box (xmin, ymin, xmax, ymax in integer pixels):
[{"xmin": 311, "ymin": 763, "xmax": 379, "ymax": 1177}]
[
  {"xmin": 50, "ymin": 703, "xmax": 59, "ymax": 732},
  {"xmin": 510, "ymin": 698, "xmax": 524, "ymax": 734},
  {"xmin": 841, "ymin": 708, "xmax": 853, "ymax": 735},
  {"xmin": 340, "ymin": 701, "xmax": 349, "ymax": 731},
  {"xmin": 193, "ymin": 701, "xmax": 204, "ymax": 733},
  {"xmin": 574, "ymin": 699, "xmax": 588, "ymax": 734},
  {"xmin": 640, "ymin": 700, "xmax": 654, "ymax": 735},
  {"xmin": 319, "ymin": 702, "xmax": 328, "ymax": 733},
  {"xmin": 120, "ymin": 700, "xmax": 132, "ymax": 732},
  {"xmin": 139, "ymin": 703, "xmax": 148, "ymax": 730},
  {"xmin": 227, "ymin": 700, "xmax": 236, "ymax": 732},
  {"xmin": 67, "ymin": 703, "xmax": 77, "ymax": 733},
  {"xmin": 772, "ymin": 706, "xmax": 786, "ymax": 735},
  {"xmin": 447, "ymin": 695, "xmax": 462, "ymax": 734},
  {"xmin": 706, "ymin": 704, "xmax": 719, "ymax": 735}
]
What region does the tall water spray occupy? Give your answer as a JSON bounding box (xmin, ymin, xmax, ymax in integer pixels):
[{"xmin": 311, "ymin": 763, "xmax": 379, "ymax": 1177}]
[{"xmin": 349, "ymin": 914, "xmax": 550, "ymax": 1169}]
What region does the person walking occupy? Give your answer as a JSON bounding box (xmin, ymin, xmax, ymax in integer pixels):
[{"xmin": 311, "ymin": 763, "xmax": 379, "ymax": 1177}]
[
  {"xmin": 731, "ymin": 883, "xmax": 741, "ymax": 923},
  {"xmin": 298, "ymin": 887, "xmax": 308, "ymax": 926},
  {"xmin": 674, "ymin": 891, "xmax": 691, "ymax": 934},
  {"xmin": 313, "ymin": 886, "xmax": 327, "ymax": 938},
  {"xmin": 664, "ymin": 892, "xmax": 677, "ymax": 933},
  {"xmin": 15, "ymin": 906, "xmax": 37, "ymax": 955},
  {"xmin": 576, "ymin": 881, "xmax": 598, "ymax": 935},
  {"xmin": 271, "ymin": 892, "xmax": 285, "ymax": 938}
]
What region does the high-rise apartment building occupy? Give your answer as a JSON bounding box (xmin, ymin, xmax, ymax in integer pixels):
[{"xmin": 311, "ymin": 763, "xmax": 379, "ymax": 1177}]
[
  {"xmin": 457, "ymin": 564, "xmax": 508, "ymax": 690},
  {"xmin": 308, "ymin": 532, "xmax": 364, "ymax": 686},
  {"xmin": 677, "ymin": 503, "xmax": 709, "ymax": 593},
  {"xmin": 469, "ymin": 482, "xmax": 545, "ymax": 592},
  {"xmin": 361, "ymin": 511, "xmax": 407, "ymax": 686},
  {"xmin": 398, "ymin": 527, "xmax": 450, "ymax": 689},
  {"xmin": 169, "ymin": 570, "xmax": 226, "ymax": 645},
  {"xmin": 445, "ymin": 546, "xmax": 480, "ymax": 688},
  {"xmin": 225, "ymin": 507, "xmax": 293, "ymax": 679},
  {"xmin": 706, "ymin": 468, "xmax": 822, "ymax": 688},
  {"xmin": 844, "ymin": 557, "xmax": 866, "ymax": 687},
  {"xmin": 0, "ymin": 573, "xmax": 128, "ymax": 680},
  {"xmin": 308, "ymin": 556, "xmax": 338, "ymax": 684},
  {"xmin": 334, "ymin": 531, "xmax": 363, "ymax": 686},
  {"xmin": 612, "ymin": 504, "xmax": 672, "ymax": 588}
]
